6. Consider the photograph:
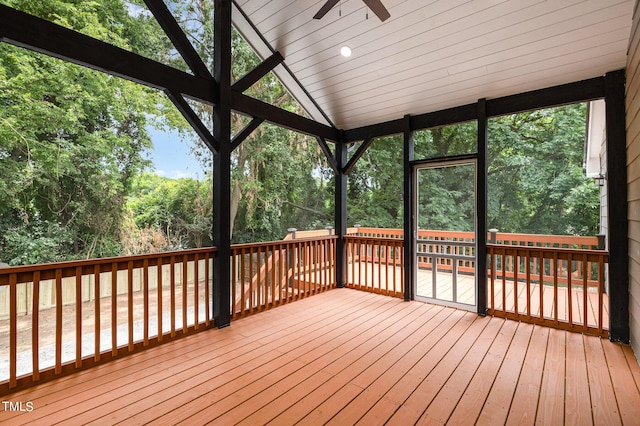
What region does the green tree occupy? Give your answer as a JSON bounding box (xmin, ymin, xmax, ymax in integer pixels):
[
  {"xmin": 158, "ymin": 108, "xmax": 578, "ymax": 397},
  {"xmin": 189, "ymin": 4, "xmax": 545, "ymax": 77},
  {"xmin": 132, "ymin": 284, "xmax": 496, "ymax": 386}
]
[
  {"xmin": 126, "ymin": 173, "xmax": 212, "ymax": 251},
  {"xmin": 488, "ymin": 103, "xmax": 599, "ymax": 235},
  {"xmin": 0, "ymin": 0, "xmax": 185, "ymax": 264}
]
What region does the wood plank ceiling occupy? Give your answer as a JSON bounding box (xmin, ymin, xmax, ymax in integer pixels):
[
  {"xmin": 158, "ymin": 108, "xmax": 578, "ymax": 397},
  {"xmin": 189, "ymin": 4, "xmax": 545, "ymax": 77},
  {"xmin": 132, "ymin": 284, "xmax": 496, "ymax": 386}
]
[{"xmin": 232, "ymin": 0, "xmax": 634, "ymax": 130}]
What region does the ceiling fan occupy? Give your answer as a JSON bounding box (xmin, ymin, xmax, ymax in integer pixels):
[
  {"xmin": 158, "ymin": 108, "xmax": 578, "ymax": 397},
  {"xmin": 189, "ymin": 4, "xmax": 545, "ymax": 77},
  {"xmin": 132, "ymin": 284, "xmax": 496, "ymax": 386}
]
[{"xmin": 313, "ymin": 0, "xmax": 391, "ymax": 22}]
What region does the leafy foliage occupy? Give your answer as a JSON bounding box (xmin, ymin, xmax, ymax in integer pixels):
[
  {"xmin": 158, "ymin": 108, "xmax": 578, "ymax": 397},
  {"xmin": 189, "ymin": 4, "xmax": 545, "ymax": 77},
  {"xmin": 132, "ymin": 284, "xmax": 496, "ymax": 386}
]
[{"xmin": 0, "ymin": 0, "xmax": 181, "ymax": 264}]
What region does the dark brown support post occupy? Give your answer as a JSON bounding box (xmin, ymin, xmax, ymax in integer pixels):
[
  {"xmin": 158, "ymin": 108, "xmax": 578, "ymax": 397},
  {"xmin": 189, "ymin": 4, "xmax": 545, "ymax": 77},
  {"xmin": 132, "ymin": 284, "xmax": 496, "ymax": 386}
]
[
  {"xmin": 476, "ymin": 98, "xmax": 488, "ymax": 315},
  {"xmin": 403, "ymin": 115, "xmax": 414, "ymax": 301},
  {"xmin": 335, "ymin": 133, "xmax": 348, "ymax": 288},
  {"xmin": 213, "ymin": 0, "xmax": 232, "ymax": 328},
  {"xmin": 605, "ymin": 69, "xmax": 629, "ymax": 343}
]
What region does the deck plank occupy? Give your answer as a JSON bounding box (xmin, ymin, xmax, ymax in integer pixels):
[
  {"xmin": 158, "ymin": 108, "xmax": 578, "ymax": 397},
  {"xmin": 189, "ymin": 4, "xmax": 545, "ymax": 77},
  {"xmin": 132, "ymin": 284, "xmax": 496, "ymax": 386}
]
[
  {"xmin": 536, "ymin": 328, "xmax": 566, "ymax": 425},
  {"xmin": 418, "ymin": 317, "xmax": 505, "ymax": 424},
  {"xmin": 564, "ymin": 332, "xmax": 593, "ymax": 426},
  {"xmin": 445, "ymin": 318, "xmax": 519, "ymax": 425},
  {"xmin": 337, "ymin": 313, "xmax": 489, "ymax": 425},
  {"xmin": 474, "ymin": 322, "xmax": 534, "ymax": 425},
  {"xmin": 274, "ymin": 307, "xmax": 459, "ymax": 425},
  {"xmin": 584, "ymin": 336, "xmax": 622, "ymax": 425},
  {"xmin": 238, "ymin": 304, "xmax": 438, "ymax": 425},
  {"xmin": 602, "ymin": 339, "xmax": 640, "ymax": 425},
  {"xmin": 93, "ymin": 293, "xmax": 397, "ymax": 425},
  {"xmin": 0, "ymin": 288, "xmax": 637, "ymax": 425},
  {"xmin": 506, "ymin": 325, "xmax": 549, "ymax": 426}
]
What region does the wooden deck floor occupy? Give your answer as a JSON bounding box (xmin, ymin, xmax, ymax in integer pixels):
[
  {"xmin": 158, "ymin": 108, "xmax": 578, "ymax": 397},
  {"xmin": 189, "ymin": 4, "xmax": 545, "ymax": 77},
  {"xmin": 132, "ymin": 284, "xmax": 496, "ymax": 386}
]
[{"xmin": 1, "ymin": 288, "xmax": 639, "ymax": 425}]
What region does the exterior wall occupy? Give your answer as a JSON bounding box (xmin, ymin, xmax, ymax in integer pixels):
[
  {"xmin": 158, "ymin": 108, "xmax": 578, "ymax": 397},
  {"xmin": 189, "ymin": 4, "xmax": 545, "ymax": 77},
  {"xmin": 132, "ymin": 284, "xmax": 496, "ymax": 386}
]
[
  {"xmin": 626, "ymin": 0, "xmax": 640, "ymax": 360},
  {"xmin": 601, "ymin": 142, "xmax": 610, "ymax": 294},
  {"xmin": 601, "ymin": 142, "xmax": 609, "ymax": 244}
]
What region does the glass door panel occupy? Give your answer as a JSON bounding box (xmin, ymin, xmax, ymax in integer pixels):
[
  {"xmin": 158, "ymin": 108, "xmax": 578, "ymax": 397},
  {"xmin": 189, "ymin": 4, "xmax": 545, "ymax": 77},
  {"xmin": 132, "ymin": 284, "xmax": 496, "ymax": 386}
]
[{"xmin": 415, "ymin": 161, "xmax": 477, "ymax": 309}]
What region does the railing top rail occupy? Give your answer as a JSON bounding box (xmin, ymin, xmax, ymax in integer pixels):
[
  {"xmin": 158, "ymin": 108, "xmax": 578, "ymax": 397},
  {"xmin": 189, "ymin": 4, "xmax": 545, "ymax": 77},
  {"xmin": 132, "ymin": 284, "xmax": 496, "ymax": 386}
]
[
  {"xmin": 344, "ymin": 235, "xmax": 404, "ymax": 245},
  {"xmin": 0, "ymin": 246, "xmax": 218, "ymax": 276},
  {"xmin": 417, "ymin": 239, "xmax": 475, "ymax": 246},
  {"xmin": 231, "ymin": 235, "xmax": 338, "ymax": 251},
  {"xmin": 488, "ymin": 243, "xmax": 608, "ymax": 259},
  {"xmin": 353, "ymin": 227, "xmax": 599, "ymax": 245},
  {"xmin": 493, "ymin": 232, "xmax": 598, "ymax": 245}
]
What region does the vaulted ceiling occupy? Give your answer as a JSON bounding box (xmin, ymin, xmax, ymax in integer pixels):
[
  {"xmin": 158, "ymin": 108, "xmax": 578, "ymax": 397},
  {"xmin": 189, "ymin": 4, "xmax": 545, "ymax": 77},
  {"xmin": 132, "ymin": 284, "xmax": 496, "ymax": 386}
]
[{"xmin": 233, "ymin": 0, "xmax": 634, "ymax": 130}]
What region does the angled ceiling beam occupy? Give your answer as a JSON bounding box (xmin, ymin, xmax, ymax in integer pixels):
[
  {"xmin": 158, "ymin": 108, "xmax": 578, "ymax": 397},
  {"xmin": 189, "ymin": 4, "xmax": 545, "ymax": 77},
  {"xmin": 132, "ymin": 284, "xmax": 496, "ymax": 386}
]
[
  {"xmin": 165, "ymin": 90, "xmax": 219, "ymax": 153},
  {"xmin": 143, "ymin": 0, "xmax": 213, "ymax": 79},
  {"xmin": 232, "ymin": 51, "xmax": 284, "ymax": 93},
  {"xmin": 315, "ymin": 137, "xmax": 338, "ymax": 173},
  {"xmin": 232, "ymin": 94, "xmax": 340, "ymax": 141},
  {"xmin": 231, "ymin": 117, "xmax": 264, "ymax": 151},
  {"xmin": 0, "ymin": 5, "xmax": 216, "ymax": 104},
  {"xmin": 0, "ymin": 5, "xmax": 339, "ymax": 142},
  {"xmin": 343, "ymin": 136, "xmax": 374, "ymax": 175}
]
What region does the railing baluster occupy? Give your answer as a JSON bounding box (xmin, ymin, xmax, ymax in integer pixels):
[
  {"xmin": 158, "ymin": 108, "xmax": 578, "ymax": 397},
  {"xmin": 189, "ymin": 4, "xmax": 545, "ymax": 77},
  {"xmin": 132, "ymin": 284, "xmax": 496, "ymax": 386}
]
[
  {"xmin": 489, "ymin": 247, "xmax": 495, "ymax": 311},
  {"xmin": 128, "ymin": 260, "xmax": 134, "ymax": 351},
  {"xmin": 205, "ymin": 252, "xmax": 210, "ymax": 325},
  {"xmin": 182, "ymin": 254, "xmax": 188, "ymax": 333},
  {"xmin": 170, "ymin": 255, "xmax": 176, "ymax": 338},
  {"xmin": 231, "ymin": 249, "xmax": 237, "ymax": 317},
  {"xmin": 194, "ymin": 254, "xmax": 199, "ymax": 330},
  {"xmin": 271, "ymin": 245, "xmax": 277, "ymax": 305},
  {"xmin": 241, "ymin": 248, "xmax": 247, "ymax": 312},
  {"xmin": 501, "ymin": 249, "xmax": 506, "ymax": 313},
  {"xmin": 158, "ymin": 257, "xmax": 164, "ymax": 341},
  {"xmin": 598, "ymin": 255, "xmax": 605, "ymax": 334},
  {"xmin": 75, "ymin": 266, "xmax": 82, "ymax": 368},
  {"xmin": 553, "ymin": 252, "xmax": 559, "ymax": 324},
  {"xmin": 568, "ymin": 252, "xmax": 573, "ymax": 327},
  {"xmin": 513, "ymin": 250, "xmax": 518, "ymax": 314},
  {"xmin": 539, "ymin": 250, "xmax": 544, "ymax": 321},
  {"xmin": 111, "ymin": 262, "xmax": 118, "ymax": 356},
  {"xmin": 55, "ymin": 268, "xmax": 62, "ymax": 374},
  {"xmin": 94, "ymin": 264, "xmax": 100, "ymax": 362},
  {"xmin": 9, "ymin": 273, "xmax": 17, "ymax": 388},
  {"xmin": 32, "ymin": 271, "xmax": 40, "ymax": 381},
  {"xmin": 582, "ymin": 253, "xmax": 588, "ymax": 330},
  {"xmin": 400, "ymin": 244, "xmax": 405, "ymax": 291},
  {"xmin": 278, "ymin": 244, "xmax": 284, "ymax": 304},
  {"xmin": 143, "ymin": 258, "xmax": 149, "ymax": 345},
  {"xmin": 249, "ymin": 247, "xmax": 255, "ymax": 310},
  {"xmin": 525, "ymin": 251, "xmax": 531, "ymax": 319}
]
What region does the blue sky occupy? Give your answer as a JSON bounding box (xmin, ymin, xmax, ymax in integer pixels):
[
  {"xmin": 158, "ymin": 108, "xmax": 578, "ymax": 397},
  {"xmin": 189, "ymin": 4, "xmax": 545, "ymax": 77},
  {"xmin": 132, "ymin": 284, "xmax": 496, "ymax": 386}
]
[{"xmin": 144, "ymin": 127, "xmax": 209, "ymax": 180}]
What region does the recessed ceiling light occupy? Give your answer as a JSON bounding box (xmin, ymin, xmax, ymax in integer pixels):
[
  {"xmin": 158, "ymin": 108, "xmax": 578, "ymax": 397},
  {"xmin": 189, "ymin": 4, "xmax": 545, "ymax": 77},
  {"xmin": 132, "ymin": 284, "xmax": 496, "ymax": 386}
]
[{"xmin": 340, "ymin": 46, "xmax": 352, "ymax": 57}]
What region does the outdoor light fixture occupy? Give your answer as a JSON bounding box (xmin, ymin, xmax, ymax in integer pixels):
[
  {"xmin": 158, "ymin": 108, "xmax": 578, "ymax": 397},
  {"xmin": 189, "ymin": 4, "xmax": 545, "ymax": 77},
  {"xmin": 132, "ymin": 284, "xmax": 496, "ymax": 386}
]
[
  {"xmin": 594, "ymin": 173, "xmax": 607, "ymax": 187},
  {"xmin": 340, "ymin": 45, "xmax": 352, "ymax": 57}
]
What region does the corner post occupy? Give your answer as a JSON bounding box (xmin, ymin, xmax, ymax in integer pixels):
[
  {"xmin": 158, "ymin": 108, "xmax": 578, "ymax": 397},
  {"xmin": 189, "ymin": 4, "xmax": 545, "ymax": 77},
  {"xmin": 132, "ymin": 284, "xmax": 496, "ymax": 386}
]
[
  {"xmin": 213, "ymin": 0, "xmax": 232, "ymax": 328},
  {"xmin": 605, "ymin": 69, "xmax": 629, "ymax": 343},
  {"xmin": 476, "ymin": 98, "xmax": 488, "ymax": 315},
  {"xmin": 403, "ymin": 115, "xmax": 414, "ymax": 301},
  {"xmin": 335, "ymin": 132, "xmax": 348, "ymax": 288}
]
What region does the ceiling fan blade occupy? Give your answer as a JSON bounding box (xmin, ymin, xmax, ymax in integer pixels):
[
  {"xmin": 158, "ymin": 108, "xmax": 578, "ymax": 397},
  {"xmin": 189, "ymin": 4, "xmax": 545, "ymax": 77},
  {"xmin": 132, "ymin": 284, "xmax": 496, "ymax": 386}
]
[
  {"xmin": 313, "ymin": 0, "xmax": 341, "ymax": 20},
  {"xmin": 362, "ymin": 0, "xmax": 391, "ymax": 21}
]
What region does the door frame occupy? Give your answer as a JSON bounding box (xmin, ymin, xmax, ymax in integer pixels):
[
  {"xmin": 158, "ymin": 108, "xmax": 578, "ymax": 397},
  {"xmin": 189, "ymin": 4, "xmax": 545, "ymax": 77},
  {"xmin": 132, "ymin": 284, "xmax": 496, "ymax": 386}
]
[{"xmin": 412, "ymin": 155, "xmax": 479, "ymax": 311}]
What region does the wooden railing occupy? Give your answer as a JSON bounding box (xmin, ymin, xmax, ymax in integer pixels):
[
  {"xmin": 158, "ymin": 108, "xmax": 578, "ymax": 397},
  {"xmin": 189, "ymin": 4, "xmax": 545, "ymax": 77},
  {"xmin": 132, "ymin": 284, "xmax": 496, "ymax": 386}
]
[
  {"xmin": 0, "ymin": 247, "xmax": 216, "ymax": 392},
  {"xmin": 350, "ymin": 227, "xmax": 608, "ymax": 335},
  {"xmin": 488, "ymin": 245, "xmax": 608, "ymax": 336},
  {"xmin": 0, "ymin": 227, "xmax": 609, "ymax": 392},
  {"xmin": 345, "ymin": 236, "xmax": 404, "ymax": 298},
  {"xmin": 231, "ymin": 236, "xmax": 337, "ymax": 318}
]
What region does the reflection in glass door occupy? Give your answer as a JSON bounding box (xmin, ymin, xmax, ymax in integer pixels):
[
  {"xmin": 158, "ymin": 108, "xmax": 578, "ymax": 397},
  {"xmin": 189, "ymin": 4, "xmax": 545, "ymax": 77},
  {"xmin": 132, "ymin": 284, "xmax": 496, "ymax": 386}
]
[{"xmin": 415, "ymin": 160, "xmax": 477, "ymax": 310}]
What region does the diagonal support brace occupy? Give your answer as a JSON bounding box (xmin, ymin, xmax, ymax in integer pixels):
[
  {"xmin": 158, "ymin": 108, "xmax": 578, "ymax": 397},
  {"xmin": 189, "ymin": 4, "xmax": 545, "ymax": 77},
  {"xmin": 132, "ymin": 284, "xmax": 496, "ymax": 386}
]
[
  {"xmin": 231, "ymin": 117, "xmax": 264, "ymax": 151},
  {"xmin": 232, "ymin": 51, "xmax": 284, "ymax": 93},
  {"xmin": 166, "ymin": 90, "xmax": 219, "ymax": 153},
  {"xmin": 343, "ymin": 136, "xmax": 374, "ymax": 174},
  {"xmin": 316, "ymin": 136, "xmax": 339, "ymax": 173}
]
